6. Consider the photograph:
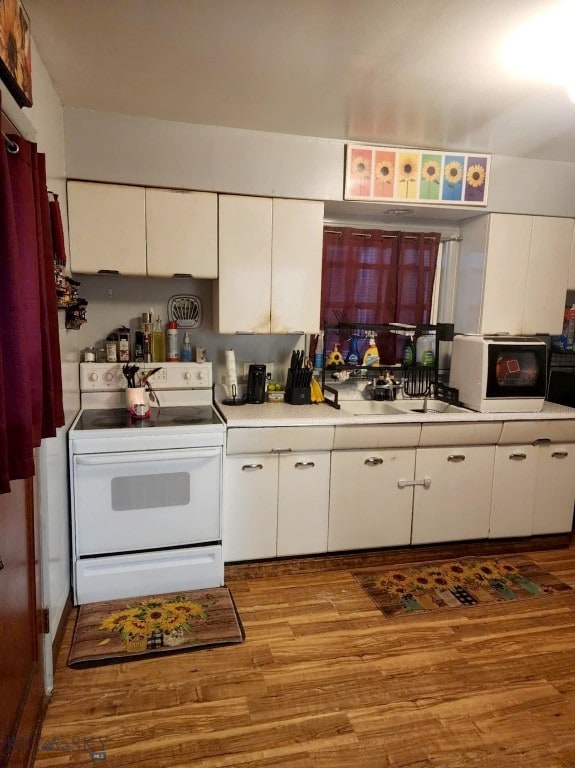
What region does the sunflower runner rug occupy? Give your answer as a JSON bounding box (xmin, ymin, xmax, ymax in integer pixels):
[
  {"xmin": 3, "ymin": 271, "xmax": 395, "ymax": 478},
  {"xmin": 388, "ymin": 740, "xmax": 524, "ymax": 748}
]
[
  {"xmin": 353, "ymin": 556, "xmax": 572, "ymax": 619},
  {"xmin": 68, "ymin": 587, "xmax": 244, "ymax": 668}
]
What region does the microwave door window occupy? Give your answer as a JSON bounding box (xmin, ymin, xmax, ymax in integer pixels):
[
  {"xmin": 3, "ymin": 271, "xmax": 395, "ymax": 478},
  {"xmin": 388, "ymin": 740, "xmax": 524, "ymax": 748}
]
[{"xmin": 487, "ymin": 347, "xmax": 546, "ymax": 398}]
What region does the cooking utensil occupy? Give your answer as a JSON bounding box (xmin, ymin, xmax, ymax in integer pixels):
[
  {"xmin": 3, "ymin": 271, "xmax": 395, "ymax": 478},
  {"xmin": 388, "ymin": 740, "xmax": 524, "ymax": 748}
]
[{"xmin": 122, "ymin": 364, "xmax": 140, "ymax": 388}]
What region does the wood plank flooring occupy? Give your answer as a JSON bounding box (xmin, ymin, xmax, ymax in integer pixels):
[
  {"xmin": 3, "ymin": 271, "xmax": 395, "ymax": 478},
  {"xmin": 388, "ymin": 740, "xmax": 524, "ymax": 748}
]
[{"xmin": 34, "ymin": 540, "xmax": 575, "ymax": 767}]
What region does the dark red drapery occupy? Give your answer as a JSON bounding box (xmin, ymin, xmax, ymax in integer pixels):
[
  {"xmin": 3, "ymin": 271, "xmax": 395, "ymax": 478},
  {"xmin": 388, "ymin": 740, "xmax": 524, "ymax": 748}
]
[
  {"xmin": 320, "ymin": 226, "xmax": 440, "ymax": 364},
  {"xmin": 0, "ymin": 95, "xmax": 64, "ymax": 494}
]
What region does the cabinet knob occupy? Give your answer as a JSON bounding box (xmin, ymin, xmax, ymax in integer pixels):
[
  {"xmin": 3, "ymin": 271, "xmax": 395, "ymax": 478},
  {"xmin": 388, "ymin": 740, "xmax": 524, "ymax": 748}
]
[
  {"xmin": 364, "ymin": 457, "xmax": 383, "ymax": 466},
  {"xmin": 509, "ymin": 452, "xmax": 527, "ymax": 461},
  {"xmin": 241, "ymin": 463, "xmax": 263, "ymax": 471}
]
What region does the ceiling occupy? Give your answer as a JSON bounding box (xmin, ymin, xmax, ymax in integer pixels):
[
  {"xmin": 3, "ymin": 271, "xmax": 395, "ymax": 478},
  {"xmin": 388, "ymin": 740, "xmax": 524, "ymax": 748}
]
[{"xmin": 25, "ymin": 0, "xmax": 575, "ymax": 163}]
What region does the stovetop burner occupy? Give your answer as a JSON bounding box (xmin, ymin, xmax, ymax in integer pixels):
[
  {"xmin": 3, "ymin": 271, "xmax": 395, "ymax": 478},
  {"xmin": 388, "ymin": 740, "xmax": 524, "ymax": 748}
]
[{"xmin": 75, "ymin": 406, "xmax": 222, "ymax": 431}]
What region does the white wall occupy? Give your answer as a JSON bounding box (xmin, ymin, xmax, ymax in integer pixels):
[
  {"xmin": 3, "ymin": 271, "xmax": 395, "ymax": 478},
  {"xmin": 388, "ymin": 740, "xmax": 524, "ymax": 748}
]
[{"xmin": 64, "ymin": 107, "xmax": 575, "ymax": 217}]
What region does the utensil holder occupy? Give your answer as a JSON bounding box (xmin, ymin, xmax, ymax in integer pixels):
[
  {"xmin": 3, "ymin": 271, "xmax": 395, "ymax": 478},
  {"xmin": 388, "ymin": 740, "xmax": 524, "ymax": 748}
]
[{"xmin": 125, "ymin": 387, "xmax": 150, "ymax": 417}]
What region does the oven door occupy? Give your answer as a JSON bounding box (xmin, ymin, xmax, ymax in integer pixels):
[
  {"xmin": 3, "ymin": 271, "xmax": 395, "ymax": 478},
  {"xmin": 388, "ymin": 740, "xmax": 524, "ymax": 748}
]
[{"xmin": 73, "ymin": 447, "xmax": 221, "ymax": 555}]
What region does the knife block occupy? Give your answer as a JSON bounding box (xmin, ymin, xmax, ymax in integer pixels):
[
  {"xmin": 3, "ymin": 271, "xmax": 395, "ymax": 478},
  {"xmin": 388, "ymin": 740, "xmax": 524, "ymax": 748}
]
[{"xmin": 285, "ymin": 386, "xmax": 311, "ymax": 405}]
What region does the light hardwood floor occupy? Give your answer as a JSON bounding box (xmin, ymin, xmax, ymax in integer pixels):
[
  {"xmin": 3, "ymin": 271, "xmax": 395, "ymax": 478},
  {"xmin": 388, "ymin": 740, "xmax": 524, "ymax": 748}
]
[{"xmin": 35, "ymin": 540, "xmax": 575, "ymax": 768}]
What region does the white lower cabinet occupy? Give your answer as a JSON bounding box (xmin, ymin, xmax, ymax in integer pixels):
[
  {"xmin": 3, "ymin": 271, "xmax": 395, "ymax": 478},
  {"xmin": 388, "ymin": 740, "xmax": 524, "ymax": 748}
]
[
  {"xmin": 328, "ymin": 449, "xmax": 416, "ymax": 551},
  {"xmin": 223, "ymin": 452, "xmax": 330, "ymax": 562},
  {"xmin": 491, "ymin": 443, "xmax": 575, "ymax": 537},
  {"xmin": 410, "ymin": 446, "xmax": 495, "ymax": 545}
]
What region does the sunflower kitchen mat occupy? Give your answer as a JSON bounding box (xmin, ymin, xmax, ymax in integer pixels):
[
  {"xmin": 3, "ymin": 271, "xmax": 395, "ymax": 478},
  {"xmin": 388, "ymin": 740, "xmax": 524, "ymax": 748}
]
[
  {"xmin": 353, "ymin": 556, "xmax": 572, "ymax": 619},
  {"xmin": 68, "ymin": 587, "xmax": 244, "ymax": 667}
]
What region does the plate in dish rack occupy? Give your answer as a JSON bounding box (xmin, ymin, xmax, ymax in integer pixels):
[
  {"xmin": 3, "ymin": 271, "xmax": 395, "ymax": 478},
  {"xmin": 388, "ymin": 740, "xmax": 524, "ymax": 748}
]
[{"xmin": 167, "ymin": 295, "xmax": 202, "ymax": 329}]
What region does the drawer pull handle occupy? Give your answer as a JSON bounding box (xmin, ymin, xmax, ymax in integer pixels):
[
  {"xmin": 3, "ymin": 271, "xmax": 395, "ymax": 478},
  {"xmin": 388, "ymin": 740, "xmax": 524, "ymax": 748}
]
[
  {"xmin": 532, "ymin": 438, "xmax": 551, "ymax": 445},
  {"xmin": 364, "ymin": 457, "xmax": 383, "ymax": 466},
  {"xmin": 447, "ymin": 454, "xmax": 466, "ymax": 462},
  {"xmin": 241, "ymin": 463, "xmax": 263, "ymax": 471},
  {"xmin": 295, "ymin": 461, "xmax": 315, "ymax": 469},
  {"xmin": 551, "ymin": 451, "xmax": 569, "ymax": 459},
  {"xmin": 509, "ymin": 452, "xmax": 527, "ymax": 461},
  {"xmin": 397, "ymin": 477, "xmax": 431, "ymax": 489}
]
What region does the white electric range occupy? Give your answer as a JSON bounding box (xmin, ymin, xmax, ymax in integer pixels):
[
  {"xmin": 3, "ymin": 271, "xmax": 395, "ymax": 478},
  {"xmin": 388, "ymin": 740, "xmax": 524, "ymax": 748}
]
[{"xmin": 69, "ymin": 362, "xmax": 226, "ymax": 604}]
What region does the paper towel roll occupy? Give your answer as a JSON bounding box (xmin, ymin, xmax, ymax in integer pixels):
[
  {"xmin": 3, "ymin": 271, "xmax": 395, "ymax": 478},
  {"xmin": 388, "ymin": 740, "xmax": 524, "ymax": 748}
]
[{"xmin": 225, "ymin": 349, "xmax": 238, "ymax": 392}]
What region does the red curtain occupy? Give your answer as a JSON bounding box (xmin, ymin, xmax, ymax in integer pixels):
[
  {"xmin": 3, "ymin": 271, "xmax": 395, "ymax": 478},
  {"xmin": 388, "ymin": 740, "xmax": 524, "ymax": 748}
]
[
  {"xmin": 320, "ymin": 226, "xmax": 440, "ymax": 364},
  {"xmin": 0, "ymin": 96, "xmax": 64, "ymax": 494}
]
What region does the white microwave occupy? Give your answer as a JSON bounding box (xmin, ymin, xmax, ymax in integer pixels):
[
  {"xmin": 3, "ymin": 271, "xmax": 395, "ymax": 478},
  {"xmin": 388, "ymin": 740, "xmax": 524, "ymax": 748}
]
[{"xmin": 449, "ymin": 335, "xmax": 547, "ymax": 413}]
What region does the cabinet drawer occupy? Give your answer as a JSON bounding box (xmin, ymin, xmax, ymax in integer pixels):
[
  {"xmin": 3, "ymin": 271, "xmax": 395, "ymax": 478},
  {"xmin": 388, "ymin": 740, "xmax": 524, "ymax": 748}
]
[
  {"xmin": 226, "ymin": 426, "xmax": 334, "ymax": 454},
  {"xmin": 333, "ymin": 423, "xmax": 420, "ymax": 449},
  {"xmin": 498, "ymin": 420, "xmax": 575, "ymax": 445},
  {"xmin": 419, "ymin": 421, "xmax": 502, "ymax": 446}
]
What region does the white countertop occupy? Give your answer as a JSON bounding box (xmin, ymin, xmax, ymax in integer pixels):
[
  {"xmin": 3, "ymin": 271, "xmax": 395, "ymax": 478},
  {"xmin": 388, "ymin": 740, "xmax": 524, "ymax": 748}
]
[{"xmin": 216, "ymin": 398, "xmax": 575, "ymax": 428}]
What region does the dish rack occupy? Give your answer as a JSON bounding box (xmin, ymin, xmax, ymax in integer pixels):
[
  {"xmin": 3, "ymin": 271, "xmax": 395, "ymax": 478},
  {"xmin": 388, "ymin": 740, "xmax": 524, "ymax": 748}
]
[{"xmin": 319, "ymin": 321, "xmax": 459, "ymax": 409}]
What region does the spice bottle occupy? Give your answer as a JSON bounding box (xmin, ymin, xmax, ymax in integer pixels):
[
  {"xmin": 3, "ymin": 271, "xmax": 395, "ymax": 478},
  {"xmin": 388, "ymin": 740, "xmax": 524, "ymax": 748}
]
[
  {"xmin": 118, "ymin": 326, "xmax": 130, "ymax": 362},
  {"xmin": 106, "ymin": 333, "xmax": 118, "ymax": 362}
]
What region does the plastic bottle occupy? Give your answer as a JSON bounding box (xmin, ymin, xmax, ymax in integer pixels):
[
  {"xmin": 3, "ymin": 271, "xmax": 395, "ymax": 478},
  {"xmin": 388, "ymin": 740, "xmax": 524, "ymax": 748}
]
[
  {"xmin": 151, "ymin": 316, "xmax": 165, "ymax": 362},
  {"xmin": 362, "ymin": 337, "xmax": 380, "ymax": 367},
  {"xmin": 166, "ymin": 321, "xmax": 179, "ymax": 361},
  {"xmin": 180, "ymin": 333, "xmax": 192, "ymax": 362},
  {"xmin": 345, "ymin": 335, "xmax": 361, "ymax": 365},
  {"xmin": 402, "ymin": 336, "xmax": 414, "ymax": 366},
  {"xmin": 416, "ymin": 332, "xmax": 436, "ymax": 366}
]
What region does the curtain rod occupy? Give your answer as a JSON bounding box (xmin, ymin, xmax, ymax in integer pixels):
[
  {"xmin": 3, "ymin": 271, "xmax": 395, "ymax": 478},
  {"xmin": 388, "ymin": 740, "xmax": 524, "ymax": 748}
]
[
  {"xmin": 2, "ymin": 132, "xmax": 19, "ymax": 154},
  {"xmin": 325, "ymin": 229, "xmax": 462, "ymax": 243}
]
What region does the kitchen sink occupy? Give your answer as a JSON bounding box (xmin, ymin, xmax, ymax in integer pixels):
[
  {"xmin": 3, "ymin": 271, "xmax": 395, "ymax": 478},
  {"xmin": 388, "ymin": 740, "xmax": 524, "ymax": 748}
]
[
  {"xmin": 341, "ymin": 399, "xmax": 471, "ymax": 417},
  {"xmin": 340, "ymin": 401, "xmax": 404, "ymax": 416},
  {"xmin": 391, "ymin": 399, "xmax": 471, "ymax": 414}
]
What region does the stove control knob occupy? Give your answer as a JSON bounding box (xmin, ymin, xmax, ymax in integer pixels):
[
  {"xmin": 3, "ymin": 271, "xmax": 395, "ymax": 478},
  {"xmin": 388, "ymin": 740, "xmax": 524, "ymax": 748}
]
[
  {"xmin": 197, "ymin": 370, "xmax": 206, "ymax": 381},
  {"xmin": 183, "ymin": 370, "xmax": 192, "ymax": 381},
  {"xmin": 105, "ymin": 372, "xmax": 114, "ymax": 382},
  {"xmin": 89, "ymin": 372, "xmax": 99, "ymax": 382}
]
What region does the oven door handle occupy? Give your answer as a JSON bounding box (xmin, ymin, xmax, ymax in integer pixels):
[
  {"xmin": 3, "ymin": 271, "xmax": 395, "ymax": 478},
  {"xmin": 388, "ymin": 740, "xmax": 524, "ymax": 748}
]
[{"xmin": 75, "ymin": 448, "xmax": 221, "ymax": 465}]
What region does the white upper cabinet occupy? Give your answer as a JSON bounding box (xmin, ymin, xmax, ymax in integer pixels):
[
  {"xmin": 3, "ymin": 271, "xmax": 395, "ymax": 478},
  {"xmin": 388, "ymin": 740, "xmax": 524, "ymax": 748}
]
[
  {"xmin": 68, "ymin": 181, "xmax": 147, "ymax": 276},
  {"xmin": 454, "ymin": 213, "xmax": 574, "ymax": 335},
  {"xmin": 146, "ymin": 189, "xmax": 217, "ymax": 278},
  {"xmin": 271, "ymin": 198, "xmax": 324, "ymax": 334},
  {"xmin": 67, "ymin": 181, "xmax": 218, "ymax": 278},
  {"xmin": 216, "ymin": 195, "xmax": 273, "ymax": 333},
  {"xmin": 566, "ymin": 224, "xmax": 575, "ymax": 290},
  {"xmin": 214, "ymin": 195, "xmax": 324, "ymax": 334}
]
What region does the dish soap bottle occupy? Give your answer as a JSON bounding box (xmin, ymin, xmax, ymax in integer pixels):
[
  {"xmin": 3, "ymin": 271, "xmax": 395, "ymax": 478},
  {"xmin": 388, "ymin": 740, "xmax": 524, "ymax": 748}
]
[
  {"xmin": 151, "ymin": 315, "xmax": 165, "ymax": 362},
  {"xmin": 402, "ymin": 335, "xmax": 415, "ymax": 367},
  {"xmin": 362, "ymin": 335, "xmax": 380, "ymax": 367},
  {"xmin": 345, "ymin": 335, "xmax": 361, "ymax": 365}
]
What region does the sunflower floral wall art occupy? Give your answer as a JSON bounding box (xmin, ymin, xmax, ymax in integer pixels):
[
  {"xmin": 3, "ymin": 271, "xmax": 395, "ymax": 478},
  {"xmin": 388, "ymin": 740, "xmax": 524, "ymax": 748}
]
[
  {"xmin": 0, "ymin": 0, "xmax": 32, "ymax": 107},
  {"xmin": 344, "ymin": 144, "xmax": 490, "ymax": 206}
]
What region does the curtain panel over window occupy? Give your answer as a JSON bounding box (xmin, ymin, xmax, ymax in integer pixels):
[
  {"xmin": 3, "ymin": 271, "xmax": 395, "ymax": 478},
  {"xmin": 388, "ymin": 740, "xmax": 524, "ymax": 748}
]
[
  {"xmin": 321, "ymin": 227, "xmax": 440, "ymax": 363},
  {"xmin": 0, "ymin": 94, "xmax": 64, "ymax": 494}
]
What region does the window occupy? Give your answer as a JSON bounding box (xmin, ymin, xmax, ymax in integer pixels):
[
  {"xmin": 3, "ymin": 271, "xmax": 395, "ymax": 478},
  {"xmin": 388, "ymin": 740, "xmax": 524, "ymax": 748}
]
[{"xmin": 321, "ymin": 226, "xmax": 441, "ymax": 363}]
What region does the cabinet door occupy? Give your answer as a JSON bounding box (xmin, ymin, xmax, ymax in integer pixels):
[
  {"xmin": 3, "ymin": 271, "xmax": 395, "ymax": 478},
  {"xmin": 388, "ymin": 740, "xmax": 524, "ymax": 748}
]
[
  {"xmin": 277, "ymin": 452, "xmax": 330, "ymax": 556},
  {"xmin": 215, "ymin": 195, "xmax": 273, "ymax": 333},
  {"xmin": 146, "ymin": 189, "xmax": 217, "ymax": 278},
  {"xmin": 532, "ymin": 443, "xmax": 575, "ymax": 534},
  {"xmin": 568, "ymin": 226, "xmax": 575, "ymax": 291},
  {"xmin": 67, "ymin": 181, "xmax": 147, "ymax": 275},
  {"xmin": 523, "ymin": 216, "xmax": 575, "ymax": 334},
  {"xmin": 223, "ymin": 454, "xmax": 278, "ymax": 562},
  {"xmin": 490, "ymin": 445, "xmax": 537, "ymax": 538},
  {"xmin": 271, "ymin": 199, "xmax": 324, "ymax": 333},
  {"xmin": 328, "ymin": 449, "xmax": 415, "ymax": 552},
  {"xmin": 481, "ymin": 214, "xmax": 532, "ymax": 335},
  {"xmin": 411, "ymin": 446, "xmax": 494, "ymax": 545}
]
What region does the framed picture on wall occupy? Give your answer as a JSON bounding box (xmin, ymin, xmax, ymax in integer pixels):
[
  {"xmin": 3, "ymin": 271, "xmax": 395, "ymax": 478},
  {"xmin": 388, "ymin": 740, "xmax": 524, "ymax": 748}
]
[{"xmin": 0, "ymin": 0, "xmax": 32, "ymax": 107}]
